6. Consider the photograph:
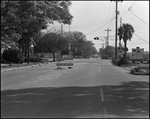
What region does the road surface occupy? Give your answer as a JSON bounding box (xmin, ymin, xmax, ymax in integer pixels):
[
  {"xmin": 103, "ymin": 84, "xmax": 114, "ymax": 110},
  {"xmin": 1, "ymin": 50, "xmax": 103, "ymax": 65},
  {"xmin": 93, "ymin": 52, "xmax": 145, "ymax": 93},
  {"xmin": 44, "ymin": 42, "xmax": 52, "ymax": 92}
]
[{"xmin": 1, "ymin": 58, "xmax": 149, "ymax": 118}]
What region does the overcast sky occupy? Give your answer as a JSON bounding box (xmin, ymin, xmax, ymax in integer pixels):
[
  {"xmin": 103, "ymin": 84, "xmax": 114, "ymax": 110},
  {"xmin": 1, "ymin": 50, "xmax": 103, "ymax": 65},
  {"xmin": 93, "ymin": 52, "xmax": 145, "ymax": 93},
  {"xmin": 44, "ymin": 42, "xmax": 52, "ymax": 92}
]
[{"xmin": 49, "ymin": 1, "xmax": 149, "ymax": 52}]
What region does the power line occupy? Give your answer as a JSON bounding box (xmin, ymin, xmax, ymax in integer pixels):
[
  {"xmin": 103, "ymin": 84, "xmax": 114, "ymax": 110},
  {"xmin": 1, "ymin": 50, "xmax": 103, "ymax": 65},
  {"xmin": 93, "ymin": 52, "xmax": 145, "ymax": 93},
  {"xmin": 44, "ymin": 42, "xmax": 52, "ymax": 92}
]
[
  {"xmin": 107, "ymin": 2, "xmax": 112, "ymax": 22},
  {"xmin": 69, "ymin": 17, "xmax": 115, "ymax": 28},
  {"xmin": 128, "ymin": 43, "xmax": 149, "ymax": 45},
  {"xmin": 119, "ymin": 2, "xmax": 122, "ymax": 11},
  {"xmin": 121, "ymin": 1, "xmax": 136, "ymax": 15},
  {"xmin": 119, "ymin": 2, "xmax": 149, "ymax": 26},
  {"xmin": 110, "ymin": 19, "xmax": 115, "ymax": 35},
  {"xmin": 88, "ymin": 32, "xmax": 106, "ymax": 34},
  {"xmin": 130, "ymin": 10, "xmax": 149, "ymax": 25},
  {"xmin": 120, "ymin": 10, "xmax": 129, "ymax": 17},
  {"xmin": 120, "ymin": 1, "xmax": 130, "ymax": 14},
  {"xmin": 86, "ymin": 17, "xmax": 115, "ymax": 35},
  {"xmin": 134, "ymin": 33, "xmax": 149, "ymax": 43},
  {"xmin": 120, "ymin": 1, "xmax": 137, "ymax": 17},
  {"xmin": 135, "ymin": 31, "xmax": 149, "ymax": 35},
  {"xmin": 109, "ymin": 5, "xmax": 115, "ymax": 28}
]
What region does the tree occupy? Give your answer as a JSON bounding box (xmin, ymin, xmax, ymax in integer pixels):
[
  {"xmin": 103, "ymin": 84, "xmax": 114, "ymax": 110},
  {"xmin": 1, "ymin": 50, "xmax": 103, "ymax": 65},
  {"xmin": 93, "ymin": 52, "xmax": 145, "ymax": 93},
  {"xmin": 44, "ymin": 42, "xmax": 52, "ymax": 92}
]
[
  {"xmin": 35, "ymin": 32, "xmax": 68, "ymax": 61},
  {"xmin": 105, "ymin": 46, "xmax": 115, "ymax": 58},
  {"xmin": 1, "ymin": 1, "xmax": 73, "ymax": 62},
  {"xmin": 82, "ymin": 41, "xmax": 97, "ymax": 58},
  {"xmin": 118, "ymin": 23, "xmax": 134, "ymax": 63},
  {"xmin": 99, "ymin": 46, "xmax": 115, "ymax": 59},
  {"xmin": 1, "ymin": 1, "xmax": 73, "ymax": 38},
  {"xmin": 63, "ymin": 31, "xmax": 87, "ymax": 56},
  {"xmin": 63, "ymin": 31, "xmax": 98, "ymax": 58}
]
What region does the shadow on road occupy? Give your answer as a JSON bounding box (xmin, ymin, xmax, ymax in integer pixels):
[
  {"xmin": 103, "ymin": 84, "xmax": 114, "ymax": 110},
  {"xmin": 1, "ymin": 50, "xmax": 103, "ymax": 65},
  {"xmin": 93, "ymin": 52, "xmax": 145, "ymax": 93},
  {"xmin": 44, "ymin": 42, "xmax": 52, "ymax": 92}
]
[
  {"xmin": 101, "ymin": 81, "xmax": 149, "ymax": 117},
  {"xmin": 1, "ymin": 81, "xmax": 149, "ymax": 118}
]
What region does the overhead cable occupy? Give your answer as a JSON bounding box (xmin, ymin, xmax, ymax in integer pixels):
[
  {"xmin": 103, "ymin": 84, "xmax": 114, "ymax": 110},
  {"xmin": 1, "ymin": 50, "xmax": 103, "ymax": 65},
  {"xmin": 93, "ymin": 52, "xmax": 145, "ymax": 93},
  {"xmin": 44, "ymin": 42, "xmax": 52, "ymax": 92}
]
[
  {"xmin": 128, "ymin": 43, "xmax": 149, "ymax": 45},
  {"xmin": 85, "ymin": 17, "xmax": 115, "ymax": 35},
  {"xmin": 70, "ymin": 17, "xmax": 116, "ymax": 28},
  {"xmin": 119, "ymin": 2, "xmax": 122, "ymax": 11},
  {"xmin": 107, "ymin": 2, "xmax": 112, "ymax": 22},
  {"xmin": 120, "ymin": 1, "xmax": 137, "ymax": 17},
  {"xmin": 135, "ymin": 31, "xmax": 149, "ymax": 35},
  {"xmin": 134, "ymin": 33, "xmax": 149, "ymax": 43},
  {"xmin": 109, "ymin": 5, "xmax": 115, "ymax": 28},
  {"xmin": 120, "ymin": 1, "xmax": 130, "ymax": 14},
  {"xmin": 130, "ymin": 11, "xmax": 149, "ymax": 25}
]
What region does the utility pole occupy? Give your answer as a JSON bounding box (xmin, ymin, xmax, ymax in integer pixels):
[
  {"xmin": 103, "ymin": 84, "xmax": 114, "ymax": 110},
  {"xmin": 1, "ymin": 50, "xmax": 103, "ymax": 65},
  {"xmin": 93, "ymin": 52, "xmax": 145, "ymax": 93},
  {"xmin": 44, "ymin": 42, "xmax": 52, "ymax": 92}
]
[
  {"xmin": 69, "ymin": 25, "xmax": 71, "ymax": 54},
  {"xmin": 105, "ymin": 28, "xmax": 111, "ymax": 47},
  {"xmin": 115, "ymin": 1, "xmax": 118, "ymax": 63},
  {"xmin": 119, "ymin": 17, "xmax": 122, "ymax": 46},
  {"xmin": 60, "ymin": 24, "xmax": 63, "ymax": 59},
  {"xmin": 111, "ymin": 0, "xmax": 123, "ymax": 63},
  {"xmin": 27, "ymin": 31, "xmax": 30, "ymax": 64},
  {"xmin": 105, "ymin": 28, "xmax": 111, "ymax": 57},
  {"xmin": 61, "ymin": 24, "xmax": 63, "ymax": 35}
]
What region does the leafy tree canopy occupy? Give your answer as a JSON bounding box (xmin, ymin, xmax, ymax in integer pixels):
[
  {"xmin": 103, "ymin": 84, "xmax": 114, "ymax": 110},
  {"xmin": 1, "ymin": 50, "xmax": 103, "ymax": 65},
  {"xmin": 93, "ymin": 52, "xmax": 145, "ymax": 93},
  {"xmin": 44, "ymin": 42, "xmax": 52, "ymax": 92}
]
[{"xmin": 1, "ymin": 1, "xmax": 73, "ymax": 44}]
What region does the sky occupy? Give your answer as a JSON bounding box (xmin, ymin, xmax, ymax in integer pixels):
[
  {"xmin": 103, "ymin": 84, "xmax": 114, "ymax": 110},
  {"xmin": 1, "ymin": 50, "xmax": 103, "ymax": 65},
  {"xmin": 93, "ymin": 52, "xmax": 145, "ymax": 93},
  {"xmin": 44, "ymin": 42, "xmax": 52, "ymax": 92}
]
[{"xmin": 47, "ymin": 1, "xmax": 149, "ymax": 52}]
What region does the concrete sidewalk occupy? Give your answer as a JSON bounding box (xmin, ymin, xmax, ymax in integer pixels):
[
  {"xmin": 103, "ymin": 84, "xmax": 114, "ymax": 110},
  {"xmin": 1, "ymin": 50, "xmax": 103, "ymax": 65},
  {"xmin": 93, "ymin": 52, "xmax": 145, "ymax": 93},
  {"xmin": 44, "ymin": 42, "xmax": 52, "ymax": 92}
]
[
  {"xmin": 120, "ymin": 63, "xmax": 149, "ymax": 75},
  {"xmin": 1, "ymin": 62, "xmax": 49, "ymax": 72}
]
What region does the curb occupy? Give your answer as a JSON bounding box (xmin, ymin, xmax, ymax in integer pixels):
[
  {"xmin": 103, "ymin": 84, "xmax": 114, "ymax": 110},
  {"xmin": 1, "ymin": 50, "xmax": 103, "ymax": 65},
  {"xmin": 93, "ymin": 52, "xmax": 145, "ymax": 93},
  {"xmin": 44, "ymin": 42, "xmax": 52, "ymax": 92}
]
[{"xmin": 1, "ymin": 62, "xmax": 48, "ymax": 72}]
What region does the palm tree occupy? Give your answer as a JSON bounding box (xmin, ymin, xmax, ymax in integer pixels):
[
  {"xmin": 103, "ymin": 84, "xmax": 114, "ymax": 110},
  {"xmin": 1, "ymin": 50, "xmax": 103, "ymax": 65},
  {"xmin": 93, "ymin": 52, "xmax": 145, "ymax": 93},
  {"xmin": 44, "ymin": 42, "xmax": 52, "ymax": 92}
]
[{"xmin": 118, "ymin": 23, "xmax": 134, "ymax": 63}]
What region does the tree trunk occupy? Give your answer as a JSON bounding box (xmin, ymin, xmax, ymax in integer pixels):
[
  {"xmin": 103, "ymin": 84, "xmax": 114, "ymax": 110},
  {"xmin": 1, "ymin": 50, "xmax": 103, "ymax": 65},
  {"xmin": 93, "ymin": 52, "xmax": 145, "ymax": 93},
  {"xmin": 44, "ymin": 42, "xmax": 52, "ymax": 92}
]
[
  {"xmin": 25, "ymin": 45, "xmax": 27, "ymax": 58},
  {"xmin": 52, "ymin": 52, "xmax": 55, "ymax": 62},
  {"xmin": 124, "ymin": 41, "xmax": 127, "ymax": 63}
]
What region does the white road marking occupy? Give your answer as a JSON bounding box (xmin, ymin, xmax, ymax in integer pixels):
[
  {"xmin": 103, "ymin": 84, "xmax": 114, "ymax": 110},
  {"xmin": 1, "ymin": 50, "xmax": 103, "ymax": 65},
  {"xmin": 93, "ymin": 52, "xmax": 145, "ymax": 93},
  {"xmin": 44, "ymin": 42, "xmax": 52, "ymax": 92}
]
[
  {"xmin": 100, "ymin": 88, "xmax": 105, "ymax": 102},
  {"xmin": 100, "ymin": 88, "xmax": 109, "ymax": 118},
  {"xmin": 99, "ymin": 66, "xmax": 102, "ymax": 73}
]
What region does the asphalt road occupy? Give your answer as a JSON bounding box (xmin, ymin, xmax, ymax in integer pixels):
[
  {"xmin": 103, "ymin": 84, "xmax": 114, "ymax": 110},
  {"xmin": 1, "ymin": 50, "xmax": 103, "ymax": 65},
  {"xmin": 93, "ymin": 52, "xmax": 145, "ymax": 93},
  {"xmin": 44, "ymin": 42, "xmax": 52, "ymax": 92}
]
[{"xmin": 1, "ymin": 58, "xmax": 149, "ymax": 118}]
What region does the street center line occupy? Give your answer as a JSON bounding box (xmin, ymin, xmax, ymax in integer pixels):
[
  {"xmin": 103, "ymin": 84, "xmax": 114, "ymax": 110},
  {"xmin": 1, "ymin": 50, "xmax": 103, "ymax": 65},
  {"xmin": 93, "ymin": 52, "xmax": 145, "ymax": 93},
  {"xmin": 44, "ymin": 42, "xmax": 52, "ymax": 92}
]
[
  {"xmin": 99, "ymin": 66, "xmax": 101, "ymax": 73},
  {"xmin": 100, "ymin": 88, "xmax": 109, "ymax": 118}
]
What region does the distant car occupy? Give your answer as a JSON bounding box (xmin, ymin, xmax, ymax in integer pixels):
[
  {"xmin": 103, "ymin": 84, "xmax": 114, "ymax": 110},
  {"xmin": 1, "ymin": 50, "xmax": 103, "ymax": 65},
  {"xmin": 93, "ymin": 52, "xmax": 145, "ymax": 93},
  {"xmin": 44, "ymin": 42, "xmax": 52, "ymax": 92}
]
[{"xmin": 101, "ymin": 55, "xmax": 108, "ymax": 59}]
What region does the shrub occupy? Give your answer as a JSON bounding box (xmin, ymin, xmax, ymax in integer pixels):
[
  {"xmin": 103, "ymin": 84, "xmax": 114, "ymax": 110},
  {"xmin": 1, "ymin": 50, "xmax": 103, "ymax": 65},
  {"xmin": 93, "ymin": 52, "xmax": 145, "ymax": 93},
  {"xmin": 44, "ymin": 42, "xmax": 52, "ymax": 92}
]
[
  {"xmin": 111, "ymin": 58, "xmax": 116, "ymax": 64},
  {"xmin": 2, "ymin": 48, "xmax": 24, "ymax": 63},
  {"xmin": 24, "ymin": 56, "xmax": 43, "ymax": 62},
  {"xmin": 1, "ymin": 56, "xmax": 7, "ymax": 63}
]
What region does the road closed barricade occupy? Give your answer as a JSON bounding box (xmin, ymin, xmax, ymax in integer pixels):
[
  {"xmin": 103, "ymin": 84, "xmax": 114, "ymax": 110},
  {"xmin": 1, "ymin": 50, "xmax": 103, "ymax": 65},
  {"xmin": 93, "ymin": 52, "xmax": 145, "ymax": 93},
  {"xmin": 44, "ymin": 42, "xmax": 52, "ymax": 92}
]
[
  {"xmin": 56, "ymin": 62, "xmax": 73, "ymax": 69},
  {"xmin": 56, "ymin": 52, "xmax": 73, "ymax": 69},
  {"xmin": 56, "ymin": 63, "xmax": 73, "ymax": 66}
]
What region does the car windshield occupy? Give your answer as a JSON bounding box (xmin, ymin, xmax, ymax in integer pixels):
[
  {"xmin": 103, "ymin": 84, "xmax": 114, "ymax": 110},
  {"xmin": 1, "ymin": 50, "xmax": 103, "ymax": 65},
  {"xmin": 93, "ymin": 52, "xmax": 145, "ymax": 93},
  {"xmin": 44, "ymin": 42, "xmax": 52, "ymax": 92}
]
[{"xmin": 1, "ymin": 1, "xmax": 149, "ymax": 118}]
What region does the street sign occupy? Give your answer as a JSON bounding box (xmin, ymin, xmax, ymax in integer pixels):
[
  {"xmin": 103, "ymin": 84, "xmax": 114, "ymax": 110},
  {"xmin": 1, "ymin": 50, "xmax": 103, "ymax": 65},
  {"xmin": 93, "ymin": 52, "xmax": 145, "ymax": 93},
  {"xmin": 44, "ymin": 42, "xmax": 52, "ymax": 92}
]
[
  {"xmin": 124, "ymin": 47, "xmax": 128, "ymax": 52},
  {"xmin": 118, "ymin": 46, "xmax": 123, "ymax": 50}
]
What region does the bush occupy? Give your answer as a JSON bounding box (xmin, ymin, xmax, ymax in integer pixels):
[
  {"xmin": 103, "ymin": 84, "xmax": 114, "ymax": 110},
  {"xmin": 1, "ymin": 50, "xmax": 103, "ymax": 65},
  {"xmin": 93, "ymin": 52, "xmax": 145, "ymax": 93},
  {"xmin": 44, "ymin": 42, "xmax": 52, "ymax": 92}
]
[
  {"xmin": 111, "ymin": 58, "xmax": 116, "ymax": 64},
  {"xmin": 1, "ymin": 56, "xmax": 7, "ymax": 63},
  {"xmin": 2, "ymin": 48, "xmax": 24, "ymax": 63},
  {"xmin": 24, "ymin": 56, "xmax": 43, "ymax": 62},
  {"xmin": 73, "ymin": 56, "xmax": 82, "ymax": 59},
  {"xmin": 111, "ymin": 58, "xmax": 122, "ymax": 66}
]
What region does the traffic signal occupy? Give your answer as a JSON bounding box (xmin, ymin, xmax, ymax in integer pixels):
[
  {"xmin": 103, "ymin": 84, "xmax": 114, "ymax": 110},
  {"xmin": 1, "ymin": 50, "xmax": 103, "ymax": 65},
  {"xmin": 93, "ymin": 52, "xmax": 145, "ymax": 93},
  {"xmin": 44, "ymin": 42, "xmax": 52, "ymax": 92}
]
[
  {"xmin": 110, "ymin": 0, "xmax": 123, "ymax": 1},
  {"xmin": 94, "ymin": 37, "xmax": 99, "ymax": 40}
]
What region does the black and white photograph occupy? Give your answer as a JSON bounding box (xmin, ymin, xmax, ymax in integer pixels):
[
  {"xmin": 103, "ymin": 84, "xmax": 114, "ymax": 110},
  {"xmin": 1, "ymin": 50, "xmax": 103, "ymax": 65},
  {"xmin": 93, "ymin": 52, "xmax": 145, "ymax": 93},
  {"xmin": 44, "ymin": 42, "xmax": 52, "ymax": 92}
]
[{"xmin": 1, "ymin": 1, "xmax": 149, "ymax": 118}]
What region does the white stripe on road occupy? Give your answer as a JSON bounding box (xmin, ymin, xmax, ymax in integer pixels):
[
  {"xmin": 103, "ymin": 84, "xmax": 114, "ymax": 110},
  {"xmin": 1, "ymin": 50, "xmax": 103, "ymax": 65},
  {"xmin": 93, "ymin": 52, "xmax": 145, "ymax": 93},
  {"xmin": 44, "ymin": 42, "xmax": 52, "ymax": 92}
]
[
  {"xmin": 100, "ymin": 88, "xmax": 105, "ymax": 102},
  {"xmin": 100, "ymin": 88, "xmax": 109, "ymax": 118},
  {"xmin": 99, "ymin": 66, "xmax": 102, "ymax": 73}
]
